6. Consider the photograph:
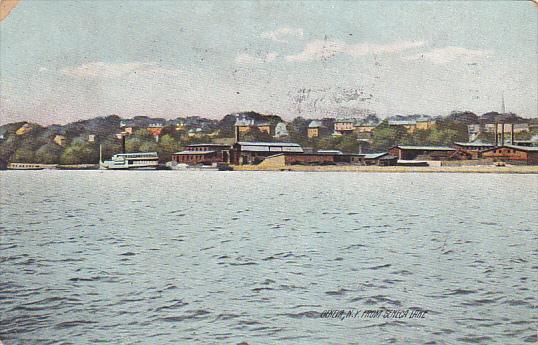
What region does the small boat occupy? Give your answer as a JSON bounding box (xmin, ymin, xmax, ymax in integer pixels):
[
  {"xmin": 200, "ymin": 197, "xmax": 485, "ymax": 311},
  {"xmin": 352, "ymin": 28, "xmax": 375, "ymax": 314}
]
[
  {"xmin": 7, "ymin": 163, "xmax": 56, "ymax": 170},
  {"xmin": 99, "ymin": 146, "xmax": 159, "ymax": 170}
]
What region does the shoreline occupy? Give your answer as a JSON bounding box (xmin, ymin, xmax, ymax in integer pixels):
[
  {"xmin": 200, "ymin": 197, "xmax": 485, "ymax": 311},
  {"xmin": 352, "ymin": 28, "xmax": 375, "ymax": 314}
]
[
  {"xmin": 230, "ymin": 165, "xmax": 538, "ymax": 174},
  {"xmin": 3, "ymin": 165, "xmax": 538, "ymax": 174}
]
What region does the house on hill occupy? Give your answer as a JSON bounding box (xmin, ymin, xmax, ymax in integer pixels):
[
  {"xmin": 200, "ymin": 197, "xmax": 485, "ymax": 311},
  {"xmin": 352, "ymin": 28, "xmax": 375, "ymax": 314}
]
[
  {"xmin": 274, "ymin": 122, "xmax": 289, "ymax": 138},
  {"xmin": 53, "ymin": 135, "xmax": 66, "ymax": 146},
  {"xmin": 307, "ymin": 120, "xmax": 324, "ymax": 138},
  {"xmin": 235, "ymin": 117, "xmax": 273, "ymax": 136},
  {"xmin": 388, "ymin": 117, "xmax": 435, "ymax": 133},
  {"xmin": 334, "ymin": 118, "xmax": 356, "ymax": 135},
  {"xmin": 15, "ymin": 123, "xmax": 33, "ymax": 136},
  {"xmin": 354, "ymin": 120, "xmax": 379, "ymax": 134}
]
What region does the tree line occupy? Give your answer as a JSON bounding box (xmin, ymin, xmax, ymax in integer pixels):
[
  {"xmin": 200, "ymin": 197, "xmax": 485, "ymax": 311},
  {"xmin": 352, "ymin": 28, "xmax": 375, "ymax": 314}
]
[{"xmin": 1, "ymin": 111, "xmax": 536, "ymax": 166}]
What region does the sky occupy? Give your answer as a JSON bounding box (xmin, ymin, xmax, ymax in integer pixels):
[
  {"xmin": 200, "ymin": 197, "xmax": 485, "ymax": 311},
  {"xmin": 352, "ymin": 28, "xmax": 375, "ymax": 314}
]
[{"xmin": 0, "ymin": 0, "xmax": 537, "ymax": 125}]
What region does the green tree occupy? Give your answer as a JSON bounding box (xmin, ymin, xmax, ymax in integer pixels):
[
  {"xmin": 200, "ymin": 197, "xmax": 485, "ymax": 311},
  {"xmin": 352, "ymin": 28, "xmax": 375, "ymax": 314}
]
[
  {"xmin": 426, "ymin": 119, "xmax": 468, "ymax": 145},
  {"xmin": 35, "ymin": 143, "xmax": 63, "ymax": 163},
  {"xmin": 370, "ymin": 120, "xmax": 407, "ymax": 151},
  {"xmin": 157, "ymin": 134, "xmax": 180, "ymax": 162},
  {"xmin": 287, "ymin": 117, "xmax": 308, "ymax": 144},
  {"xmin": 11, "ymin": 146, "xmax": 35, "ymax": 162},
  {"xmin": 411, "ymin": 129, "xmax": 432, "ymax": 145},
  {"xmin": 216, "ymin": 114, "xmax": 237, "ymax": 137},
  {"xmin": 0, "ymin": 136, "xmax": 20, "ymax": 163},
  {"xmin": 125, "ymin": 137, "xmax": 142, "ymax": 152},
  {"xmin": 338, "ymin": 135, "xmax": 361, "ymax": 153},
  {"xmin": 316, "ymin": 136, "xmax": 341, "ymax": 150},
  {"xmin": 60, "ymin": 142, "xmax": 98, "ymax": 164},
  {"xmin": 99, "ymin": 140, "xmax": 122, "ymax": 161},
  {"xmin": 133, "ymin": 128, "xmax": 152, "ymax": 140},
  {"xmin": 242, "ymin": 127, "xmax": 273, "ymax": 142},
  {"xmin": 139, "ymin": 141, "xmax": 159, "ymax": 153}
]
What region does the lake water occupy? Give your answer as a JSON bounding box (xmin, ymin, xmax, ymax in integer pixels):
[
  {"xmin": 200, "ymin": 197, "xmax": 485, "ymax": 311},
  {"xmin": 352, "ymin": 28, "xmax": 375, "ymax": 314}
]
[{"xmin": 1, "ymin": 171, "xmax": 537, "ymax": 344}]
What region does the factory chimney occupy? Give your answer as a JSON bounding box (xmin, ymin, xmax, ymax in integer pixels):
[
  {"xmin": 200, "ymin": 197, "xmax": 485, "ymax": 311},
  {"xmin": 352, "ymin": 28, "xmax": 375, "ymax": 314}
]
[{"xmin": 234, "ymin": 125, "xmax": 240, "ymax": 143}]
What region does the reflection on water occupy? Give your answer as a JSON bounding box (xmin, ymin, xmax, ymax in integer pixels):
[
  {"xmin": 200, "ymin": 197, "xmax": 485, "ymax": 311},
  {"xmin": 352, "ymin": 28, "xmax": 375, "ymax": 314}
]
[{"xmin": 1, "ymin": 171, "xmax": 537, "ymax": 344}]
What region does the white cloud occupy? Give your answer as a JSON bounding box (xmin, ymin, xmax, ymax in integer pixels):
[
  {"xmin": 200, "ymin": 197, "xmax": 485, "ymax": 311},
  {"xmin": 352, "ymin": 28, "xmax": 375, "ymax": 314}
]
[
  {"xmin": 261, "ymin": 27, "xmax": 304, "ymax": 42},
  {"xmin": 235, "ymin": 52, "xmax": 279, "ymax": 64},
  {"xmin": 286, "ymin": 40, "xmax": 425, "ymax": 62},
  {"xmin": 61, "ymin": 62, "xmax": 183, "ymax": 78},
  {"xmin": 402, "ymin": 46, "xmax": 491, "ymax": 64}
]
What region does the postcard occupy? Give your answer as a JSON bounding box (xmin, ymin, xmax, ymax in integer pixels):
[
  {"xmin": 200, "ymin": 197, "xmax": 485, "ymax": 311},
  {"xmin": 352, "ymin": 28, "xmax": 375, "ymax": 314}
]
[{"xmin": 1, "ymin": 1, "xmax": 537, "ymax": 344}]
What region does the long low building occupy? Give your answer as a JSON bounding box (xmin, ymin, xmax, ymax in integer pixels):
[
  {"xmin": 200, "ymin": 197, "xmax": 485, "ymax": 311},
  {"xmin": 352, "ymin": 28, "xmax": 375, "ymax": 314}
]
[
  {"xmin": 481, "ymin": 145, "xmax": 538, "ymax": 165},
  {"xmin": 231, "ymin": 142, "xmax": 396, "ymax": 166},
  {"xmin": 262, "ymin": 152, "xmax": 337, "ymax": 166},
  {"xmin": 172, "ymin": 144, "xmax": 230, "ymax": 165},
  {"xmin": 253, "ymin": 151, "xmax": 397, "ymax": 167},
  {"xmin": 453, "ymin": 141, "xmax": 495, "ymax": 159},
  {"xmin": 389, "ymin": 145, "xmax": 456, "ymax": 160},
  {"xmin": 363, "ymin": 153, "xmax": 398, "ymax": 166},
  {"xmin": 173, "ymin": 141, "xmax": 397, "ymax": 166},
  {"xmin": 230, "ymin": 141, "xmax": 303, "ymax": 164}
]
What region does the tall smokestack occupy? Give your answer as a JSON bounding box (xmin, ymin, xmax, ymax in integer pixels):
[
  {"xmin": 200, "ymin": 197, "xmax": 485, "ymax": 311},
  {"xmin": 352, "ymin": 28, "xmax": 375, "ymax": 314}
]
[
  {"xmin": 501, "ymin": 123, "xmax": 505, "ymax": 146},
  {"xmin": 511, "ymin": 123, "xmax": 515, "ymax": 144},
  {"xmin": 235, "ymin": 125, "xmax": 240, "ymax": 143},
  {"xmin": 121, "ymin": 134, "xmax": 126, "ymax": 153},
  {"xmin": 494, "ymin": 122, "xmax": 498, "ymax": 146}
]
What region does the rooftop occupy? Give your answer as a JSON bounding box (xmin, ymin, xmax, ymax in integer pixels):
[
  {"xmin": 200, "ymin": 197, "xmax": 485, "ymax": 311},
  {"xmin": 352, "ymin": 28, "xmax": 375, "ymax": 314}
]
[
  {"xmin": 454, "ymin": 142, "xmax": 495, "ymax": 147},
  {"xmin": 379, "ymin": 154, "xmax": 397, "ymax": 160},
  {"xmin": 185, "ymin": 143, "xmax": 230, "ymax": 147},
  {"xmin": 389, "ymin": 120, "xmax": 417, "ymax": 126},
  {"xmin": 174, "ymin": 150, "xmax": 216, "ymax": 155},
  {"xmin": 115, "ymin": 152, "xmax": 158, "ymax": 157},
  {"xmin": 317, "ymin": 149, "xmax": 343, "ymax": 155},
  {"xmin": 356, "ymin": 121, "xmax": 379, "ymax": 127},
  {"xmin": 504, "ymin": 145, "xmax": 538, "ymax": 152},
  {"xmin": 267, "ymin": 152, "xmax": 345, "ymax": 157},
  {"xmin": 308, "ymin": 120, "xmax": 323, "ymax": 128},
  {"xmin": 393, "ymin": 146, "xmax": 455, "ymax": 151},
  {"xmin": 235, "ymin": 119, "xmax": 271, "ymax": 127},
  {"xmin": 364, "ymin": 152, "xmax": 389, "ymax": 159},
  {"xmin": 236, "ymin": 141, "xmax": 301, "ymax": 147}
]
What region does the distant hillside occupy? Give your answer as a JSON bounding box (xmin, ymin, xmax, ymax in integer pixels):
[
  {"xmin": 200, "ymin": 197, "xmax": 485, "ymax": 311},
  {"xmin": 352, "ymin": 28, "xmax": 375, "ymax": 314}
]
[
  {"xmin": 0, "ymin": 112, "xmax": 283, "ymax": 165},
  {"xmin": 0, "ymin": 110, "xmax": 535, "ymax": 166}
]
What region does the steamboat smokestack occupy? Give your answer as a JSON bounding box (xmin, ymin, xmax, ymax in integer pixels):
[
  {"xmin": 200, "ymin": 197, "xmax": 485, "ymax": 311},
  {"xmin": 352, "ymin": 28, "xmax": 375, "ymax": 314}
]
[
  {"xmin": 494, "ymin": 122, "xmax": 498, "ymax": 146},
  {"xmin": 501, "ymin": 123, "xmax": 505, "ymax": 146},
  {"xmin": 121, "ymin": 134, "xmax": 126, "ymax": 153},
  {"xmin": 511, "ymin": 123, "xmax": 515, "ymax": 144}
]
